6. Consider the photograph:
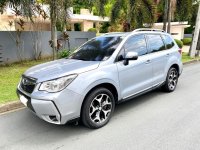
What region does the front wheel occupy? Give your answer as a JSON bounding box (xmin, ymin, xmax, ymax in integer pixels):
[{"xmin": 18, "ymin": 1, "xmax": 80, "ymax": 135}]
[
  {"xmin": 81, "ymin": 88, "xmax": 115, "ymax": 129},
  {"xmin": 162, "ymin": 67, "xmax": 179, "ymax": 92}
]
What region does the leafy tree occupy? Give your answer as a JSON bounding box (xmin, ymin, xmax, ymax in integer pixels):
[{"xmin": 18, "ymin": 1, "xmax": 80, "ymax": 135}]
[
  {"xmin": 72, "ymin": 0, "xmax": 109, "ymax": 16},
  {"xmin": 175, "ymin": 0, "xmax": 193, "ymax": 22},
  {"xmin": 158, "ymin": 0, "xmax": 193, "ymax": 32},
  {"xmin": 0, "ymin": 0, "xmax": 33, "ymax": 18},
  {"xmin": 110, "ymin": 0, "xmax": 156, "ymax": 31}
]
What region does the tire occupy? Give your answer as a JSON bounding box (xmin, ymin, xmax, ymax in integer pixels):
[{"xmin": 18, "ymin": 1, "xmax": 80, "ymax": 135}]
[
  {"xmin": 81, "ymin": 87, "xmax": 115, "ymax": 129},
  {"xmin": 162, "ymin": 67, "xmax": 179, "ymax": 92}
]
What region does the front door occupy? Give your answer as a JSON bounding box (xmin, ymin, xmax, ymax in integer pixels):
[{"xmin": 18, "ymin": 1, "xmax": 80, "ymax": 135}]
[{"xmin": 116, "ymin": 34, "xmax": 153, "ymax": 99}]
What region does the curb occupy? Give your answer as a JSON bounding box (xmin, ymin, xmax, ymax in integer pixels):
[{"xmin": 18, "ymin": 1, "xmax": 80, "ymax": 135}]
[
  {"xmin": 183, "ymin": 59, "xmax": 200, "ymax": 65},
  {"xmin": 0, "ymin": 59, "xmax": 200, "ymax": 114},
  {"xmin": 0, "ymin": 101, "xmax": 24, "ymax": 114}
]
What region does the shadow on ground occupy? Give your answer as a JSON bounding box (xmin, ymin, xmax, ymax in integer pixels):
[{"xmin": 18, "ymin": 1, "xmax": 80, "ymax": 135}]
[{"xmin": 0, "ymin": 89, "xmax": 168, "ymax": 147}]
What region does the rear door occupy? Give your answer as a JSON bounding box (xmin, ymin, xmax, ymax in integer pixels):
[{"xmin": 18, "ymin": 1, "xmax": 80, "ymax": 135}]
[
  {"xmin": 161, "ymin": 34, "xmax": 177, "ymax": 59},
  {"xmin": 146, "ymin": 34, "xmax": 168, "ymax": 86}
]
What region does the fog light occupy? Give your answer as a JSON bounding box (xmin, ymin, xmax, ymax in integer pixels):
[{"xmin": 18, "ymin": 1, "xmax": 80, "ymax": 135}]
[{"xmin": 49, "ymin": 115, "xmax": 58, "ymax": 122}]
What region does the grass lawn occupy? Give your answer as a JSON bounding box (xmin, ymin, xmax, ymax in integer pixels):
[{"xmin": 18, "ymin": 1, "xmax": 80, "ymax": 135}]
[
  {"xmin": 182, "ymin": 52, "xmax": 200, "ymax": 63},
  {"xmin": 0, "ymin": 59, "xmax": 50, "ymax": 104},
  {"xmin": 0, "ymin": 53, "xmax": 200, "ymax": 104}
]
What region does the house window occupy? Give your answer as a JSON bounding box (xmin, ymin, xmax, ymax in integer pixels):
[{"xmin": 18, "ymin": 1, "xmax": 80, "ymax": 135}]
[{"xmin": 74, "ymin": 23, "xmax": 81, "ymax": 31}]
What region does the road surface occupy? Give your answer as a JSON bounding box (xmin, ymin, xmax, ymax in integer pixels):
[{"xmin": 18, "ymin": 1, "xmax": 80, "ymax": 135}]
[{"xmin": 1, "ymin": 62, "xmax": 200, "ymax": 150}]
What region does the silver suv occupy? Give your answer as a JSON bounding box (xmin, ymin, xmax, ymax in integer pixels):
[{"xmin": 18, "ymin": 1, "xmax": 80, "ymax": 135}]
[{"xmin": 17, "ymin": 29, "xmax": 183, "ymax": 129}]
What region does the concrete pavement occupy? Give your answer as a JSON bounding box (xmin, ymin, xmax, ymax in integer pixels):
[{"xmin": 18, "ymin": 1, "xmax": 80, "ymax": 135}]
[{"xmin": 1, "ymin": 62, "xmax": 200, "ymax": 150}]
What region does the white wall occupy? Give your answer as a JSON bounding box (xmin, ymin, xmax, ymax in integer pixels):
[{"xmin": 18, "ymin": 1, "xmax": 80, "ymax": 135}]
[
  {"xmin": 170, "ymin": 27, "xmax": 184, "ymax": 40},
  {"xmin": 153, "ymin": 22, "xmax": 189, "ymax": 40}
]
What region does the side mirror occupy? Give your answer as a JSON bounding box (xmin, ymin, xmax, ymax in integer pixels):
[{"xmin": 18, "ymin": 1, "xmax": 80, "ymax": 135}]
[{"xmin": 123, "ymin": 52, "xmax": 138, "ymax": 65}]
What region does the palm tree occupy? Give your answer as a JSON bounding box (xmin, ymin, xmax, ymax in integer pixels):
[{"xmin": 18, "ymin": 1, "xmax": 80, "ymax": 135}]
[
  {"xmin": 0, "ymin": 0, "xmax": 33, "ymax": 18},
  {"xmin": 0, "ymin": 0, "xmax": 73, "ymax": 60},
  {"xmin": 47, "ymin": 0, "xmax": 72, "ymax": 60},
  {"xmin": 110, "ymin": 0, "xmax": 156, "ymax": 31}
]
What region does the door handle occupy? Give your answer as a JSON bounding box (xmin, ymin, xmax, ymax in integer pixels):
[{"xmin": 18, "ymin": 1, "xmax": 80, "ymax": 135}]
[{"xmin": 145, "ymin": 59, "xmax": 151, "ymax": 64}]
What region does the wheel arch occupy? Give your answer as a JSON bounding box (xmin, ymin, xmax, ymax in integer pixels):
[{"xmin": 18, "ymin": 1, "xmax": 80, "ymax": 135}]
[
  {"xmin": 164, "ymin": 63, "xmax": 180, "ymax": 80},
  {"xmin": 80, "ymin": 82, "xmax": 119, "ymax": 116},
  {"xmin": 170, "ymin": 64, "xmax": 180, "ymax": 76}
]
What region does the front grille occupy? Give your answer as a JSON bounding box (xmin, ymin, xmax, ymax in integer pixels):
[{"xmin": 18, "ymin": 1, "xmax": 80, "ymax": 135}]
[{"xmin": 20, "ymin": 75, "xmax": 37, "ymax": 94}]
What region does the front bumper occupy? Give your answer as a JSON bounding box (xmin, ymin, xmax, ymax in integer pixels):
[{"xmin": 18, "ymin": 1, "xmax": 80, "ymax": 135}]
[{"xmin": 17, "ymin": 87, "xmax": 83, "ymax": 125}]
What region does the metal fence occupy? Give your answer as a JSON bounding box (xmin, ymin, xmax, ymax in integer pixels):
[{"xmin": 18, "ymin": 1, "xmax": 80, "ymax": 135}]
[{"xmin": 0, "ymin": 31, "xmax": 95, "ymax": 64}]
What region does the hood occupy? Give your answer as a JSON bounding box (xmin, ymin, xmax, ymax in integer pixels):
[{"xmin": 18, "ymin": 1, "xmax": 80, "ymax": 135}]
[{"xmin": 24, "ymin": 59, "xmax": 100, "ymax": 82}]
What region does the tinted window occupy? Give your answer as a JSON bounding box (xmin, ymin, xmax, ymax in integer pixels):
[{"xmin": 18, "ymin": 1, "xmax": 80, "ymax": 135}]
[
  {"xmin": 124, "ymin": 34, "xmax": 147, "ymax": 56},
  {"xmin": 162, "ymin": 35, "xmax": 175, "ymax": 49},
  {"xmin": 70, "ymin": 36, "xmax": 122, "ymax": 61},
  {"xmin": 147, "ymin": 34, "xmax": 166, "ymax": 53}
]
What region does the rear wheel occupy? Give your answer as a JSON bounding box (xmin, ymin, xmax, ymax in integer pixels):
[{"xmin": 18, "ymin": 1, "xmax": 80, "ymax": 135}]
[
  {"xmin": 162, "ymin": 67, "xmax": 179, "ymax": 92},
  {"xmin": 81, "ymin": 88, "xmax": 115, "ymax": 129}
]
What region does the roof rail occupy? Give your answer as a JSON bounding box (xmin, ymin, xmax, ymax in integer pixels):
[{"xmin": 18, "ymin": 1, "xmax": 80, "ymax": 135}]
[
  {"xmin": 104, "ymin": 32, "xmax": 124, "ymax": 35},
  {"xmin": 133, "ymin": 28, "xmax": 165, "ymax": 33}
]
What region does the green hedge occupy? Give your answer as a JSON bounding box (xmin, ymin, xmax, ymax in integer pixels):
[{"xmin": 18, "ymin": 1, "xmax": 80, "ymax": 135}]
[
  {"xmin": 182, "ymin": 38, "xmax": 192, "ymax": 45},
  {"xmin": 175, "ymin": 39, "xmax": 183, "ymax": 48},
  {"xmin": 88, "ymin": 28, "xmax": 97, "ymax": 33}
]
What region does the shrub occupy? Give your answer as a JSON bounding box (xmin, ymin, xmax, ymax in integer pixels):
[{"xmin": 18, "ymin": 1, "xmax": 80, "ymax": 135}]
[
  {"xmin": 88, "ymin": 28, "xmax": 97, "ymax": 33},
  {"xmin": 174, "ymin": 39, "xmax": 183, "ymax": 48},
  {"xmin": 58, "ymin": 49, "xmax": 73, "ymax": 59},
  {"xmin": 100, "ymin": 22, "xmax": 110, "ymax": 33},
  {"xmin": 182, "ymin": 38, "xmax": 192, "ymax": 45}
]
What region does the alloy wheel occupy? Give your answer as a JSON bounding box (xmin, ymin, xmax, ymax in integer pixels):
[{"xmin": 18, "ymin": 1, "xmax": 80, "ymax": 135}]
[
  {"xmin": 89, "ymin": 94, "xmax": 112, "ymax": 124},
  {"xmin": 168, "ymin": 68, "xmax": 178, "ymax": 91}
]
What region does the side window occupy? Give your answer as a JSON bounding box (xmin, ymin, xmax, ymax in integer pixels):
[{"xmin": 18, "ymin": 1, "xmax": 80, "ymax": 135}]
[
  {"xmin": 124, "ymin": 34, "xmax": 147, "ymax": 56},
  {"xmin": 162, "ymin": 35, "xmax": 175, "ymax": 49},
  {"xmin": 146, "ymin": 34, "xmax": 166, "ymax": 53}
]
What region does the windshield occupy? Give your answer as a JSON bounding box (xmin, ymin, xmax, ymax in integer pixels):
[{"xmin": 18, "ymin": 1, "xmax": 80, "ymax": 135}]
[{"xmin": 70, "ymin": 36, "xmax": 122, "ymax": 61}]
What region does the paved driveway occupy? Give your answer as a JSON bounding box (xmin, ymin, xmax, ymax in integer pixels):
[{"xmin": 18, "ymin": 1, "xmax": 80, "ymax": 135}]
[{"xmin": 1, "ymin": 63, "xmax": 200, "ymax": 150}]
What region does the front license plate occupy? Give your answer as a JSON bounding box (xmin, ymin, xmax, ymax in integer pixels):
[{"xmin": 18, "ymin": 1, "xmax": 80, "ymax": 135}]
[{"xmin": 20, "ymin": 95, "xmax": 28, "ymax": 106}]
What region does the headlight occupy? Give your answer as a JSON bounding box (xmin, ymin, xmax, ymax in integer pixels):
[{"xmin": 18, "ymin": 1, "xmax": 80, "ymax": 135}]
[{"xmin": 39, "ymin": 74, "xmax": 77, "ymax": 92}]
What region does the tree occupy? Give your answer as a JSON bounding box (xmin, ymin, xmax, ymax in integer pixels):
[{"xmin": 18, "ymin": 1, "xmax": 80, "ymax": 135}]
[
  {"xmin": 190, "ymin": 3, "xmax": 200, "ymax": 57},
  {"xmin": 175, "ymin": 0, "xmax": 193, "ymax": 21},
  {"xmin": 158, "ymin": 0, "xmax": 193, "ymax": 32},
  {"xmin": 72, "ymin": 0, "xmax": 109, "ymax": 17},
  {"xmin": 167, "ymin": 0, "xmax": 171, "ymax": 33},
  {"xmin": 110, "ymin": 0, "xmax": 156, "ymax": 31},
  {"xmin": 0, "ymin": 0, "xmax": 34, "ymax": 62},
  {"xmin": 0, "ymin": 0, "xmax": 73, "ymax": 60},
  {"xmin": 1, "ymin": 0, "xmax": 110, "ymax": 59},
  {"xmin": 0, "ymin": 0, "xmax": 33, "ymax": 18},
  {"xmin": 39, "ymin": 0, "xmax": 72, "ymax": 60},
  {"xmin": 162, "ymin": 0, "xmax": 168, "ymax": 31}
]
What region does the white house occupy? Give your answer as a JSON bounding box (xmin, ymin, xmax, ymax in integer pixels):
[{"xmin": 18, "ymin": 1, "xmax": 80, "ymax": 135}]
[
  {"xmin": 0, "ymin": 5, "xmax": 109, "ymax": 32},
  {"xmin": 153, "ymin": 22, "xmax": 190, "ymax": 40},
  {"xmin": 0, "ymin": 5, "xmax": 190, "ymax": 38}
]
